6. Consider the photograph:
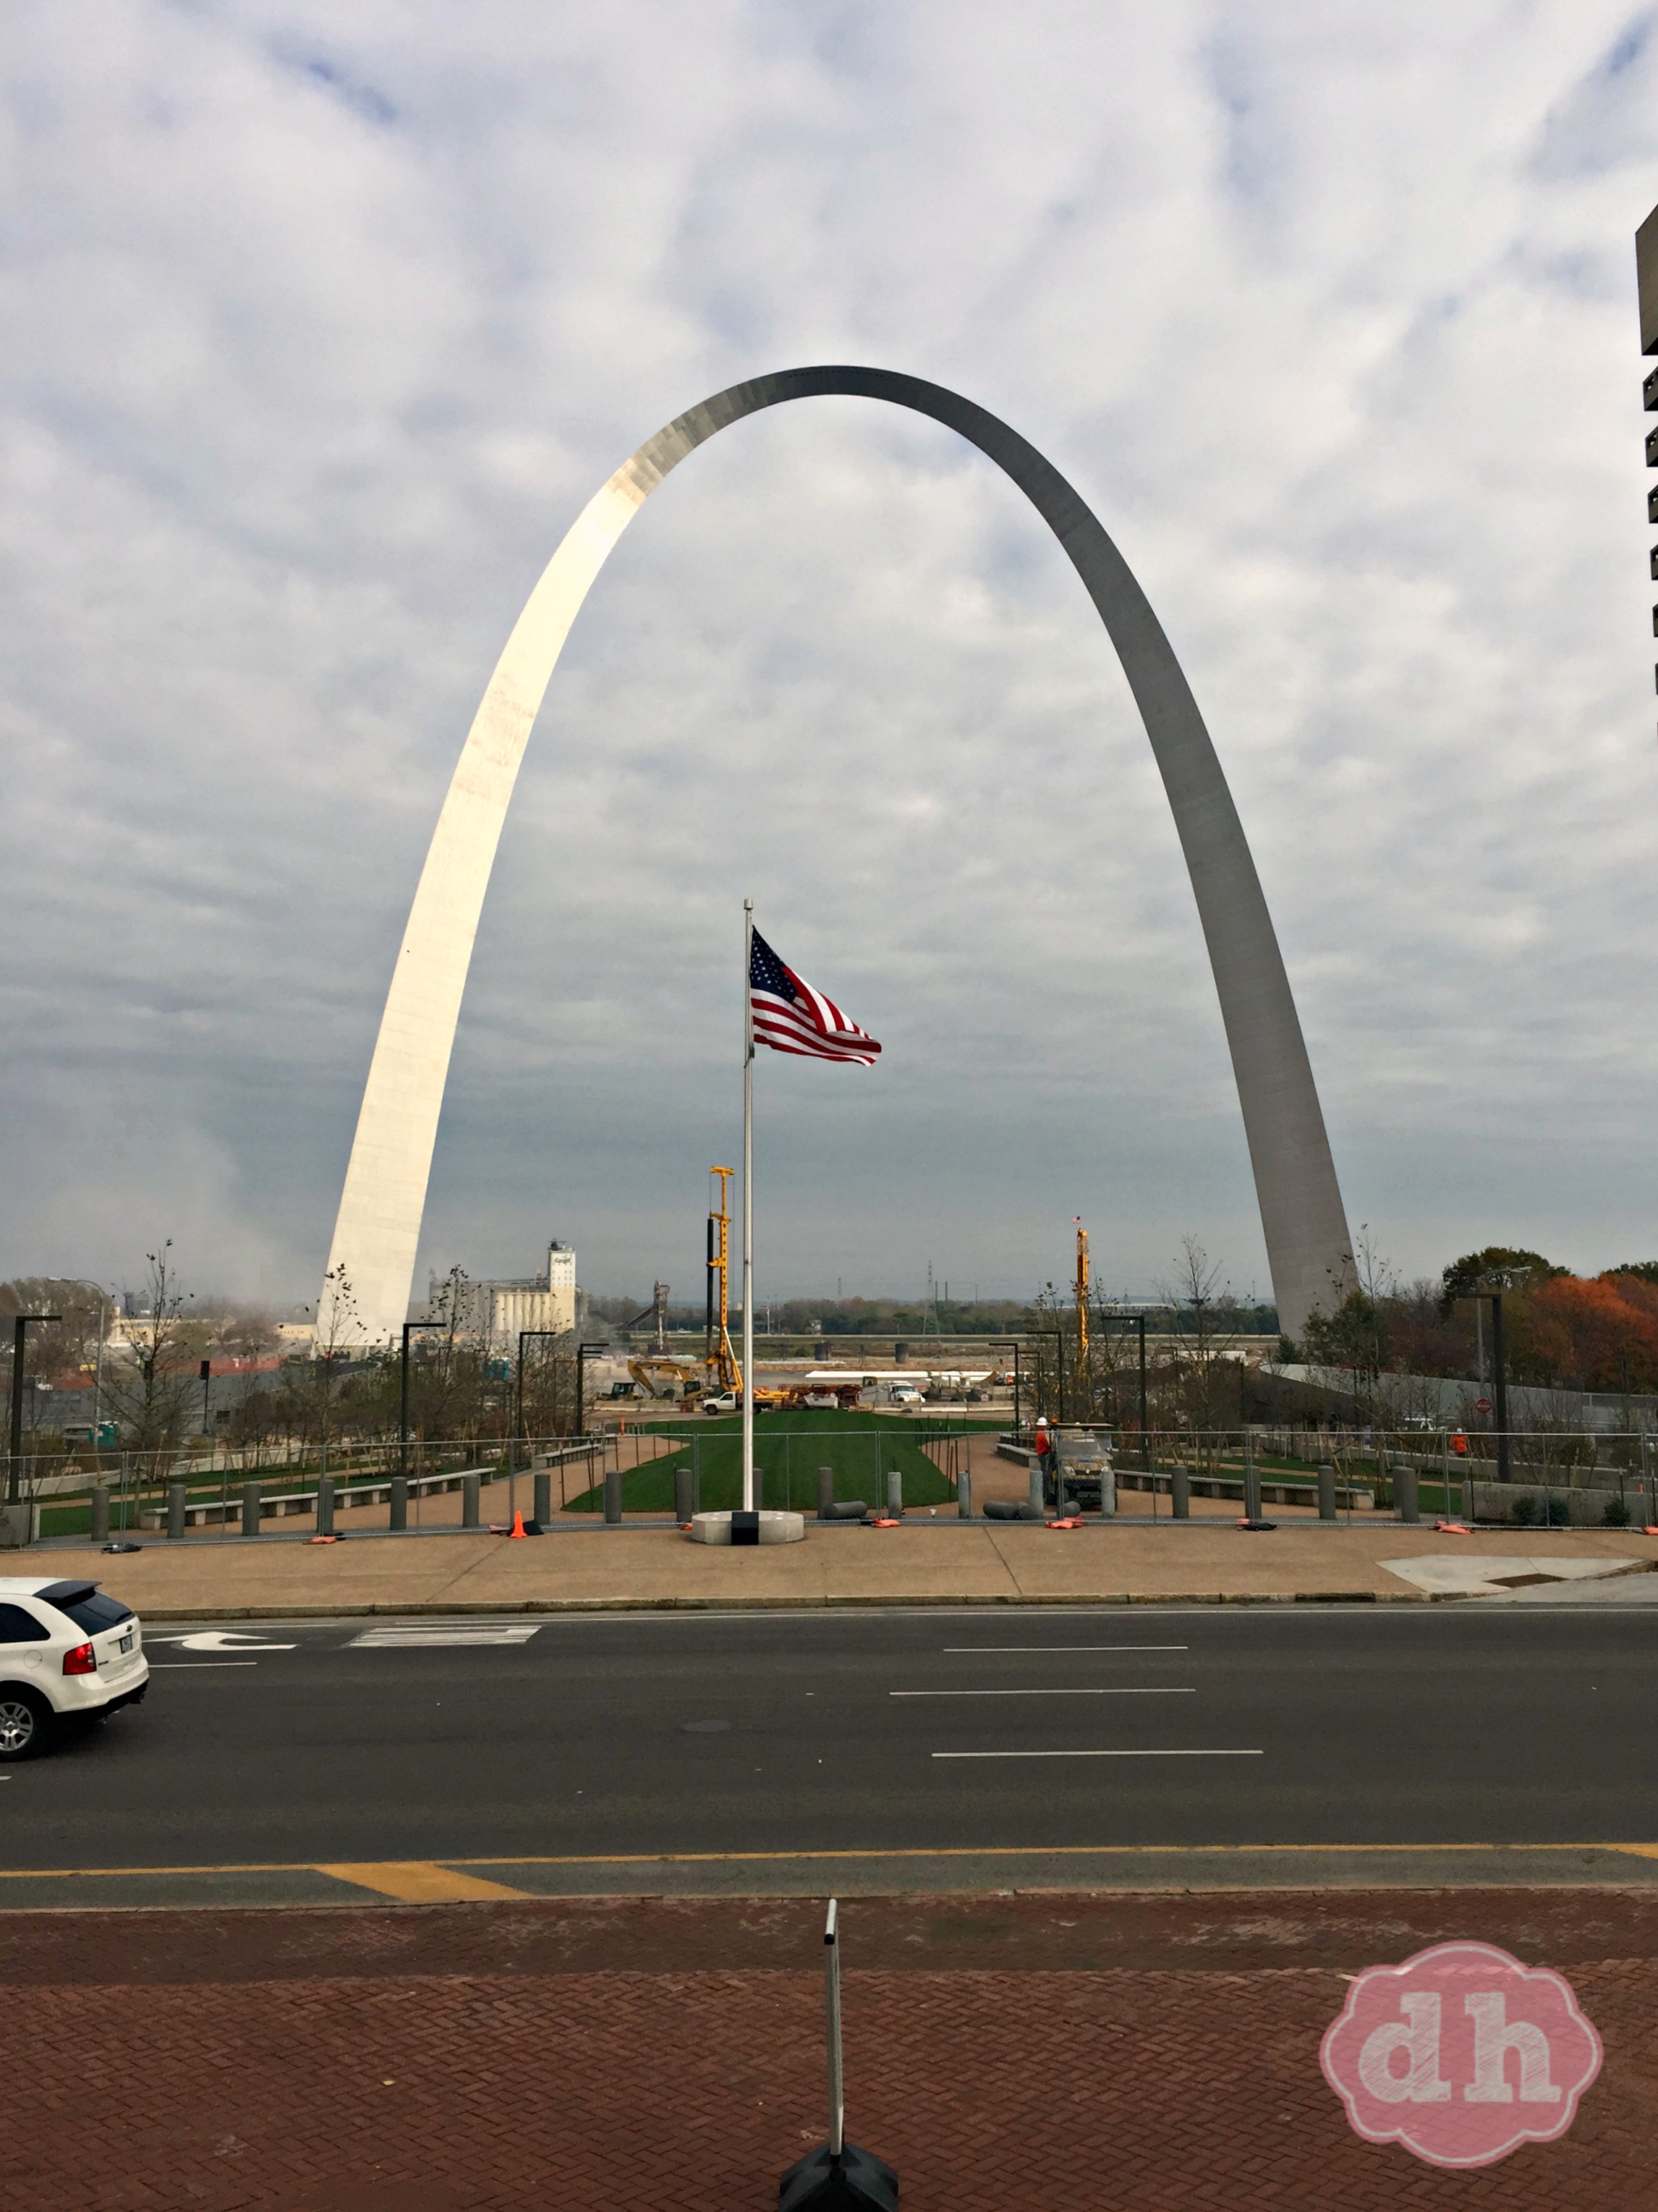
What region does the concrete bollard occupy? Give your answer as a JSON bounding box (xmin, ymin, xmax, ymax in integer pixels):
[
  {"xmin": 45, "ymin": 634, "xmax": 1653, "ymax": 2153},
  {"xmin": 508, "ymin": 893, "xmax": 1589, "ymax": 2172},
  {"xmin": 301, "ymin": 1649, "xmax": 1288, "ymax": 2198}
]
[
  {"xmin": 241, "ymin": 1480, "xmax": 261, "ymax": 1538},
  {"xmin": 1395, "ymin": 1459, "xmax": 1420, "ymax": 1525},
  {"xmin": 316, "ymin": 1475, "xmax": 334, "ymax": 1535},
  {"xmin": 958, "ymin": 1470, "xmax": 973, "ymax": 1519},
  {"xmin": 462, "ymin": 1472, "xmax": 480, "ymax": 1528},
  {"xmin": 90, "ymin": 1485, "xmax": 110, "ymax": 1544},
  {"xmin": 1318, "ymin": 1464, "xmax": 1338, "ymax": 1522},
  {"xmin": 1029, "ymin": 1466, "xmax": 1045, "ymax": 1514},
  {"xmin": 817, "ymin": 1466, "xmax": 836, "ymax": 1520},
  {"xmin": 676, "ymin": 1466, "xmax": 695, "ymax": 1525},
  {"xmin": 603, "ymin": 1467, "xmax": 622, "ymax": 1524},
  {"xmin": 534, "ymin": 1469, "xmax": 551, "ymax": 1526},
  {"xmin": 1170, "ymin": 1465, "xmax": 1190, "ymax": 1520},
  {"xmin": 167, "ymin": 1480, "xmax": 186, "ymax": 1541},
  {"xmin": 390, "ymin": 1472, "xmax": 408, "ymax": 1531},
  {"xmin": 1243, "ymin": 1462, "xmax": 1263, "ymax": 1522},
  {"xmin": 886, "ymin": 1470, "xmax": 904, "ymax": 1515}
]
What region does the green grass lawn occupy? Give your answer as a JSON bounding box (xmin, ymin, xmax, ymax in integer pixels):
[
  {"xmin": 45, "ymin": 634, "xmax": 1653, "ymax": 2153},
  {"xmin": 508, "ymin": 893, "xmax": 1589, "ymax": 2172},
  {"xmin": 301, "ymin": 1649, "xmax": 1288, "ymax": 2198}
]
[{"xmin": 567, "ymin": 1410, "xmax": 957, "ymax": 1512}]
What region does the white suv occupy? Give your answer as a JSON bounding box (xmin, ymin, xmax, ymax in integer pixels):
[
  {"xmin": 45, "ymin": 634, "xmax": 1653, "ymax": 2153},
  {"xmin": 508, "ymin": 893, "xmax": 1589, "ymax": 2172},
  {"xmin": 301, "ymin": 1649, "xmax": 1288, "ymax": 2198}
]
[{"xmin": 0, "ymin": 1578, "xmax": 150, "ymax": 1760}]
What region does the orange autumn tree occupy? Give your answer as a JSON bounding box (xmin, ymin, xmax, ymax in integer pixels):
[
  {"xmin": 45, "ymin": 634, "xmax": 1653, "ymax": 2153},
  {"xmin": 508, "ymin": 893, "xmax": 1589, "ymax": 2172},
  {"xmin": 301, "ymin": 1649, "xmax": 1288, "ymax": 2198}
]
[{"xmin": 1506, "ymin": 1273, "xmax": 1658, "ymax": 1392}]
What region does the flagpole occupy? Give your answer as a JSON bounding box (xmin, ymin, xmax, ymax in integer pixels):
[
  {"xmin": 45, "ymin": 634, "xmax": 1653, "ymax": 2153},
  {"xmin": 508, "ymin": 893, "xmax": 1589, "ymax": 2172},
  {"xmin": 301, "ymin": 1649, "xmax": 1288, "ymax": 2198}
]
[{"xmin": 741, "ymin": 897, "xmax": 756, "ymax": 1514}]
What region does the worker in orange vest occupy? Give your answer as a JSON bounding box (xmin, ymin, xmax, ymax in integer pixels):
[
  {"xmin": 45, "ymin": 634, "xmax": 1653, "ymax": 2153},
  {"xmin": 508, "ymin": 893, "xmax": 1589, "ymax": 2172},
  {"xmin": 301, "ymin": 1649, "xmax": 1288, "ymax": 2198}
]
[{"xmin": 1450, "ymin": 1427, "xmax": 1468, "ymax": 1457}]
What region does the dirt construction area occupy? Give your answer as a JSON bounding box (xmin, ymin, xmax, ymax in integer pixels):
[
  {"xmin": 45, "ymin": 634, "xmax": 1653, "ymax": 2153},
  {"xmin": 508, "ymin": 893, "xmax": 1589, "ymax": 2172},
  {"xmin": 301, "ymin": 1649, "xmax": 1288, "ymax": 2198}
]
[{"xmin": 4, "ymin": 1887, "xmax": 1654, "ymax": 2211}]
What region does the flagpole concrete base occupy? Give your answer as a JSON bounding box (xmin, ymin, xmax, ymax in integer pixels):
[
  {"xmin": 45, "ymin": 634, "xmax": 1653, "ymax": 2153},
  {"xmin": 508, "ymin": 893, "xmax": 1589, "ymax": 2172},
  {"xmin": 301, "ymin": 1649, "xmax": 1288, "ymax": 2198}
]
[
  {"xmin": 688, "ymin": 1509, "xmax": 806, "ymax": 1546},
  {"xmin": 778, "ymin": 2143, "xmax": 899, "ymax": 2211}
]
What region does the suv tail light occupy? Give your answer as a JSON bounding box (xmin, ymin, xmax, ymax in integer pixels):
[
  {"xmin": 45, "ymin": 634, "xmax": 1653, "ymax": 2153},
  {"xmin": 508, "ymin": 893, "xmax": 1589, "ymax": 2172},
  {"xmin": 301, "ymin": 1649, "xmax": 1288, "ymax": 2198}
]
[{"xmin": 62, "ymin": 1642, "xmax": 97, "ymax": 1676}]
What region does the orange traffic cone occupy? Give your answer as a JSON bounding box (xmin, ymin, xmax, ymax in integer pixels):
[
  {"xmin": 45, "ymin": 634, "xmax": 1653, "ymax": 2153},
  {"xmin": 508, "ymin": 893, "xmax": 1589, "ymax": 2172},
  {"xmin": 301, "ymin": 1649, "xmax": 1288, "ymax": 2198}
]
[{"xmin": 510, "ymin": 1511, "xmax": 528, "ymax": 1538}]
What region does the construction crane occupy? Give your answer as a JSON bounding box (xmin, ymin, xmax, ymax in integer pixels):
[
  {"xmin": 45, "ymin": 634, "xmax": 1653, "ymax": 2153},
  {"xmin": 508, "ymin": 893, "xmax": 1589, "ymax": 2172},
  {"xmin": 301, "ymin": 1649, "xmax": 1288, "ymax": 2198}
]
[
  {"xmin": 1074, "ymin": 1216, "xmax": 1090, "ymax": 1368},
  {"xmin": 705, "ymin": 1166, "xmax": 743, "ymax": 1395}
]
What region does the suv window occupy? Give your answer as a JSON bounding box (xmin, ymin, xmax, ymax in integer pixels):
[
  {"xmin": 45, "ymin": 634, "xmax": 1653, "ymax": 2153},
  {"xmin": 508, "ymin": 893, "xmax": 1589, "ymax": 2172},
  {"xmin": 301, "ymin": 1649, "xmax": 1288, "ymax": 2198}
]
[
  {"xmin": 0, "ymin": 1603, "xmax": 49, "ymax": 1643},
  {"xmin": 51, "ymin": 1593, "xmax": 134, "ymax": 1635}
]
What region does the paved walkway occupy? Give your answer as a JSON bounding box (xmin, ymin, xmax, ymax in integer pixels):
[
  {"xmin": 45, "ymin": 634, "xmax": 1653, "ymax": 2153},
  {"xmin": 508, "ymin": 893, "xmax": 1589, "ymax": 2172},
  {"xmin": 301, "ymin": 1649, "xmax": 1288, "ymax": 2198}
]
[
  {"xmin": 1, "ymin": 1891, "xmax": 1649, "ymax": 2211},
  {"xmin": 31, "ymin": 1521, "xmax": 1658, "ymax": 1619}
]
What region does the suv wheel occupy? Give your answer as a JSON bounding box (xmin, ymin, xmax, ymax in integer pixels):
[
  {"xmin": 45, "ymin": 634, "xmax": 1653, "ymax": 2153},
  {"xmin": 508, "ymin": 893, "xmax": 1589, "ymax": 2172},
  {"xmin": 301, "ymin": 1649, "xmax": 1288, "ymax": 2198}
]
[{"xmin": 0, "ymin": 1690, "xmax": 51, "ymax": 1761}]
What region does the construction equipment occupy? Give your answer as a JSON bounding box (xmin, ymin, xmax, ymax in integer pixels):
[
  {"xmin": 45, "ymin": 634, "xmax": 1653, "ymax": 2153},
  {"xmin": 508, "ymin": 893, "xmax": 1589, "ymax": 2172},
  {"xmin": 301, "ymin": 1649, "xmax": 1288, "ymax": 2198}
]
[
  {"xmin": 705, "ymin": 1167, "xmax": 743, "ymax": 1395},
  {"xmin": 1074, "ymin": 1217, "xmax": 1090, "ymax": 1367},
  {"xmin": 627, "ymin": 1355, "xmax": 704, "ymax": 1401},
  {"xmin": 626, "ymin": 1281, "xmax": 671, "ymax": 1355}
]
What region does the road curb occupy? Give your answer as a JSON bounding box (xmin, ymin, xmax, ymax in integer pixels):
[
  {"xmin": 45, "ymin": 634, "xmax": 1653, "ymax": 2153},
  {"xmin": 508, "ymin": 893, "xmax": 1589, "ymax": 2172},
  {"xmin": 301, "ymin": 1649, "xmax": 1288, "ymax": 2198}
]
[{"xmin": 132, "ymin": 1588, "xmax": 1433, "ymax": 1622}]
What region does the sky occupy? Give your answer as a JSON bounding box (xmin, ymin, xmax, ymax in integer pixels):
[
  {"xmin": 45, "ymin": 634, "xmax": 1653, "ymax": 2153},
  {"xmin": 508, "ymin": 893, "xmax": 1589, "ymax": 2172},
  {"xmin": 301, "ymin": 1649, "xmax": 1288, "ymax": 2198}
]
[{"xmin": 3, "ymin": 0, "xmax": 1657, "ymax": 1316}]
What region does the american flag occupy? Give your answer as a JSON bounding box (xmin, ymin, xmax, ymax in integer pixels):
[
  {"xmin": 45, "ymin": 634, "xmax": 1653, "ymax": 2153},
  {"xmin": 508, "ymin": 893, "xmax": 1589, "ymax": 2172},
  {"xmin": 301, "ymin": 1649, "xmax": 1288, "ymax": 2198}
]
[{"xmin": 749, "ymin": 927, "xmax": 881, "ymax": 1065}]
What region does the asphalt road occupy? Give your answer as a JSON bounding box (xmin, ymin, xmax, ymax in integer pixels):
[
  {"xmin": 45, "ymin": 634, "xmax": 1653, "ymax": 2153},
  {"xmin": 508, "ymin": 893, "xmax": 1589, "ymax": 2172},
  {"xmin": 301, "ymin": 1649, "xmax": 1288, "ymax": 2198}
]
[{"xmin": 5, "ymin": 1604, "xmax": 1657, "ymax": 1878}]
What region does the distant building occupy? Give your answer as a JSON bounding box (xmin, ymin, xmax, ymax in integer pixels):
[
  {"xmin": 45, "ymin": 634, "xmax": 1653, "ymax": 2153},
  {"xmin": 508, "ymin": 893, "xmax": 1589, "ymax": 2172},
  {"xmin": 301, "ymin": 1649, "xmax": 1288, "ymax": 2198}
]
[{"xmin": 426, "ymin": 1242, "xmax": 579, "ymax": 1349}]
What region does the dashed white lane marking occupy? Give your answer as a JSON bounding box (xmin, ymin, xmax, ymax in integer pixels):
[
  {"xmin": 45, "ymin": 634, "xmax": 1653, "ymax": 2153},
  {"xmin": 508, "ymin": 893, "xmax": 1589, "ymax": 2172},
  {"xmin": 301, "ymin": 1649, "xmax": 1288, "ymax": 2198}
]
[
  {"xmin": 893, "ymin": 1687, "xmax": 1195, "ymax": 1698},
  {"xmin": 943, "ymin": 1645, "xmax": 1189, "ymax": 1653},
  {"xmin": 149, "ymin": 1662, "xmax": 258, "ymax": 1669},
  {"xmin": 932, "ymin": 1747, "xmax": 1264, "ymax": 1759},
  {"xmin": 348, "ymin": 1624, "xmax": 543, "ymax": 1648}
]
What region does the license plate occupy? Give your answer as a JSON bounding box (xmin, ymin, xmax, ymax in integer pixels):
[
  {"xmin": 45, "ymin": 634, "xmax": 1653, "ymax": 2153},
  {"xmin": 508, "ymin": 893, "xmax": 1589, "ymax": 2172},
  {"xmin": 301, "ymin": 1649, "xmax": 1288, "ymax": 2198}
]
[{"xmin": 119, "ymin": 1633, "xmax": 134, "ymax": 1654}]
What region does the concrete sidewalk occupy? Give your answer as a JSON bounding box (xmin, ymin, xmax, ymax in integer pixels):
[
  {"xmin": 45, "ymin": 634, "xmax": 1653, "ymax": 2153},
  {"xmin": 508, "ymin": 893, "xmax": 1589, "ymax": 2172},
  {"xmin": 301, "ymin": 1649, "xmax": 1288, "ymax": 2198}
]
[{"xmin": 35, "ymin": 1519, "xmax": 1658, "ymax": 1619}]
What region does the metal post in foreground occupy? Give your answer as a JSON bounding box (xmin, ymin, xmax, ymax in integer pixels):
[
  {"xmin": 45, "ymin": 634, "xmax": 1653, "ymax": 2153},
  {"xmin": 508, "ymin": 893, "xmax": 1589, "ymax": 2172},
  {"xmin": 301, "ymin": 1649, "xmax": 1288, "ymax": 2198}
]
[
  {"xmin": 400, "ymin": 1320, "xmax": 442, "ymax": 1481},
  {"xmin": 8, "ymin": 1313, "xmax": 59, "ymax": 1510},
  {"xmin": 778, "ymin": 1899, "xmax": 899, "ymax": 2212},
  {"xmin": 1395, "ymin": 1459, "xmax": 1420, "ymax": 1525},
  {"xmin": 1490, "ymin": 1291, "xmax": 1511, "ymax": 1488}
]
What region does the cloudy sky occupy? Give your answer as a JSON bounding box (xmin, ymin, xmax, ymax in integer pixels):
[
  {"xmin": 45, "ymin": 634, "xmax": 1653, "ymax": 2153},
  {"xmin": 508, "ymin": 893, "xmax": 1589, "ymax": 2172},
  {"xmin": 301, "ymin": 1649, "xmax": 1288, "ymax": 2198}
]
[{"xmin": 3, "ymin": 0, "xmax": 1657, "ymax": 1316}]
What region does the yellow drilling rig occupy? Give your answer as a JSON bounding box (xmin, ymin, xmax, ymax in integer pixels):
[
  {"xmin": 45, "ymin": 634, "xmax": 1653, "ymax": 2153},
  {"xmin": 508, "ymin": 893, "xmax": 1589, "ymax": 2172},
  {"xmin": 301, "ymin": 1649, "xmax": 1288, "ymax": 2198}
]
[
  {"xmin": 1074, "ymin": 1216, "xmax": 1091, "ymax": 1373},
  {"xmin": 705, "ymin": 1166, "xmax": 744, "ymax": 1396}
]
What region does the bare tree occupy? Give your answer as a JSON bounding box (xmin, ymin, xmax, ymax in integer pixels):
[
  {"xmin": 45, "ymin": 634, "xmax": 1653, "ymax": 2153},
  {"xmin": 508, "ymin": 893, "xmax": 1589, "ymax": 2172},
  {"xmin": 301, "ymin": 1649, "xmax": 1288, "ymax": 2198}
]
[{"xmin": 103, "ymin": 1242, "xmax": 197, "ymax": 1460}]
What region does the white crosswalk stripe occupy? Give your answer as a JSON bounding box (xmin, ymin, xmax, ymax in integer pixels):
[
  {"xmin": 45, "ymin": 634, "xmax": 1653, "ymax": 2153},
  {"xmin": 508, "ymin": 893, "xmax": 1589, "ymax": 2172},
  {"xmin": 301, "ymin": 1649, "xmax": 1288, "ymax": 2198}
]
[{"xmin": 348, "ymin": 1624, "xmax": 542, "ymax": 1648}]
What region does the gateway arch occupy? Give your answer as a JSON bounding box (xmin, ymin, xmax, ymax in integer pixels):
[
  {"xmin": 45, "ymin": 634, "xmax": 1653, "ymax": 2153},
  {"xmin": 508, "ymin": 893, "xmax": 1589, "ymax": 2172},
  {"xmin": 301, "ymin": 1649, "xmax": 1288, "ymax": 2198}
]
[{"xmin": 320, "ymin": 366, "xmax": 1355, "ymax": 1346}]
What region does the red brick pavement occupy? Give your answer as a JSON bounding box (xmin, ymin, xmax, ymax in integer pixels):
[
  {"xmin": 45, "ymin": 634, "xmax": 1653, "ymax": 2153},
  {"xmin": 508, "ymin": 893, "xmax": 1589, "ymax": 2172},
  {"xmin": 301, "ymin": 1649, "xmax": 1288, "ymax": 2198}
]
[{"xmin": 4, "ymin": 1894, "xmax": 1654, "ymax": 2211}]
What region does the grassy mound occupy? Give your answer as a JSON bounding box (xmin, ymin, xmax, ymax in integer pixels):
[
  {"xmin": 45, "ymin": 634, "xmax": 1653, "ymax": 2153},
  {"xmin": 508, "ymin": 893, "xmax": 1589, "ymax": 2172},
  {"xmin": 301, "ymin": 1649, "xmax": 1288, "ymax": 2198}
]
[{"xmin": 567, "ymin": 1410, "xmax": 957, "ymax": 1513}]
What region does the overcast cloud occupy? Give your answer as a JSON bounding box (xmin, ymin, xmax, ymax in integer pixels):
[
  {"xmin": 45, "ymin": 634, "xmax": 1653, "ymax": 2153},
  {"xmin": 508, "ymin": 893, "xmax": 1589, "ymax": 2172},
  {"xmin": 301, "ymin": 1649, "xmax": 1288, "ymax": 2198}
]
[{"xmin": 2, "ymin": 0, "xmax": 1657, "ymax": 1313}]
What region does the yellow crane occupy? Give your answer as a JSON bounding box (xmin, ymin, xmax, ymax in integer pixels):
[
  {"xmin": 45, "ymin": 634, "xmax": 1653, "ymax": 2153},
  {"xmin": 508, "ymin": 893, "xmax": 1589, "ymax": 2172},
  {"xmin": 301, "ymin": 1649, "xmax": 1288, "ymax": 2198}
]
[
  {"xmin": 1074, "ymin": 1216, "xmax": 1090, "ymax": 1368},
  {"xmin": 706, "ymin": 1166, "xmax": 743, "ymax": 1395}
]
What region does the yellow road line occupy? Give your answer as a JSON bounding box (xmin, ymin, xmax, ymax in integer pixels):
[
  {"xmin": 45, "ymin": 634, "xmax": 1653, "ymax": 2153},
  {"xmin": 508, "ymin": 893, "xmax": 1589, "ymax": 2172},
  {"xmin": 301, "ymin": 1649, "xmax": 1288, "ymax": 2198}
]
[
  {"xmin": 318, "ymin": 1861, "xmax": 532, "ymax": 1902},
  {"xmin": 1, "ymin": 1842, "xmax": 1657, "ymax": 1882}
]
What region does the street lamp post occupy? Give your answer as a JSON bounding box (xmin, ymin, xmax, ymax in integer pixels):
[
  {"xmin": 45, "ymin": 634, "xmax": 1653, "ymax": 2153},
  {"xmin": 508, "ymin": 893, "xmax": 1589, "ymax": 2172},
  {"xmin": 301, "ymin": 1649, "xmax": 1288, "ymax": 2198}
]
[
  {"xmin": 8, "ymin": 1313, "xmax": 61, "ymax": 1508},
  {"xmin": 516, "ymin": 1329, "xmax": 566, "ymax": 1492},
  {"xmin": 1124, "ymin": 1314, "xmax": 1149, "ymax": 1467},
  {"xmin": 575, "ymin": 1342, "xmax": 613, "ymax": 1439},
  {"xmin": 1456, "ymin": 1290, "xmax": 1511, "ymax": 1489},
  {"xmin": 399, "ymin": 1321, "xmax": 443, "ymax": 1483},
  {"xmin": 990, "ymin": 1342, "xmax": 1022, "ymax": 1435}
]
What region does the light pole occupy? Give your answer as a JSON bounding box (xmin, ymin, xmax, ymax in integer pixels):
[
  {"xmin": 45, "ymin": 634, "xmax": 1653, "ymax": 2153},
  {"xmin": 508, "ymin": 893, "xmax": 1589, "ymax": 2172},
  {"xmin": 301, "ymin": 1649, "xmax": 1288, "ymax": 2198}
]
[
  {"xmin": 516, "ymin": 1329, "xmax": 565, "ymax": 1468},
  {"xmin": 9, "ymin": 1313, "xmax": 61, "ymax": 1507},
  {"xmin": 399, "ymin": 1321, "xmax": 443, "ymax": 1482},
  {"xmin": 64, "ymin": 1280, "xmax": 111, "ymax": 1454},
  {"xmin": 1121, "ymin": 1313, "xmax": 1149, "ymax": 1467},
  {"xmin": 1455, "ymin": 1289, "xmax": 1511, "ymax": 1488},
  {"xmin": 990, "ymin": 1341, "xmax": 1022, "ymax": 1434},
  {"xmin": 575, "ymin": 1342, "xmax": 612, "ymax": 1439}
]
